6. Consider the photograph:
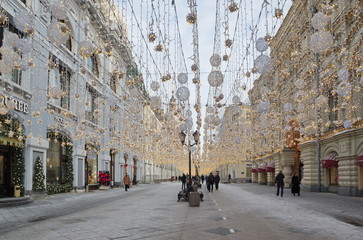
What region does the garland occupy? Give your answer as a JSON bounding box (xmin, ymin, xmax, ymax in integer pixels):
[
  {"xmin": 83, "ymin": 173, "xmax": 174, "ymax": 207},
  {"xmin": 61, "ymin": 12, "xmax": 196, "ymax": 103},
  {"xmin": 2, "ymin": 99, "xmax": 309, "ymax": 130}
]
[{"xmin": 46, "ymin": 131, "xmax": 74, "ymax": 194}]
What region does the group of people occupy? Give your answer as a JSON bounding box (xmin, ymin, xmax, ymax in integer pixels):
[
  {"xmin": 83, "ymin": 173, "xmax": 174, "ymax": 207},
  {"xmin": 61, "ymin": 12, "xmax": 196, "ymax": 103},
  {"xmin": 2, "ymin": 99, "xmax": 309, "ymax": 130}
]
[
  {"xmin": 275, "ymin": 171, "xmax": 301, "ymax": 197},
  {"xmin": 179, "ymin": 172, "xmax": 224, "ymax": 192}
]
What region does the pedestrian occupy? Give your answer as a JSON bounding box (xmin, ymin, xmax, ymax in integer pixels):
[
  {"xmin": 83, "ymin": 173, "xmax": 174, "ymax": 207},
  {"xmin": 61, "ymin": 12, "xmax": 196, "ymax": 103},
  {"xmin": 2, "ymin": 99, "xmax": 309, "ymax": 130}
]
[
  {"xmin": 214, "ymin": 172, "xmax": 220, "ymax": 190},
  {"xmin": 207, "ymin": 172, "xmax": 215, "ymax": 192},
  {"xmin": 178, "ymin": 175, "xmax": 181, "ymax": 182},
  {"xmin": 275, "ymin": 170, "xmax": 285, "ymax": 197},
  {"xmin": 228, "ymin": 173, "xmax": 231, "ymax": 182},
  {"xmin": 201, "ymin": 174, "xmax": 205, "ymax": 184},
  {"xmin": 132, "ymin": 175, "xmax": 137, "ymax": 185},
  {"xmin": 123, "ymin": 173, "xmax": 131, "ymax": 191},
  {"xmin": 291, "ymin": 172, "xmax": 300, "ymax": 196},
  {"xmin": 181, "ymin": 173, "xmax": 187, "ymax": 190}
]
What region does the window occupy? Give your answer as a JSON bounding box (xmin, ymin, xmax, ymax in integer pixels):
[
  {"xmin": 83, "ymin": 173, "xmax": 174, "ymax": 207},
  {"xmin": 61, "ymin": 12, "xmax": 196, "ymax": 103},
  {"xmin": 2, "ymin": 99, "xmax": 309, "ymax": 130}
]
[
  {"xmin": 85, "ymin": 84, "xmax": 98, "ymax": 124},
  {"xmin": 87, "ymin": 54, "xmax": 99, "ymax": 77},
  {"xmin": 86, "ymin": 146, "xmax": 98, "ymax": 184},
  {"xmin": 48, "ymin": 59, "xmax": 71, "ymax": 110},
  {"xmin": 110, "ymin": 76, "xmax": 117, "ymax": 93},
  {"xmin": 58, "ymin": 19, "xmax": 72, "ymax": 51}
]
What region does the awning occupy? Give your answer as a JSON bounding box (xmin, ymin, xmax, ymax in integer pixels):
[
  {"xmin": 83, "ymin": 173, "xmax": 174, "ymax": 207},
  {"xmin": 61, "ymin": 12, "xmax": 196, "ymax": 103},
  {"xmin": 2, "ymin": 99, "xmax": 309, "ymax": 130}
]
[
  {"xmin": 257, "ymin": 163, "xmax": 266, "ymax": 173},
  {"xmin": 266, "ymin": 167, "xmax": 275, "ymax": 172},
  {"xmin": 251, "ymin": 167, "xmax": 257, "ymax": 173},
  {"xmin": 356, "ymin": 153, "xmax": 363, "ymax": 167},
  {"xmin": 322, "ymin": 152, "xmax": 338, "ymax": 168}
]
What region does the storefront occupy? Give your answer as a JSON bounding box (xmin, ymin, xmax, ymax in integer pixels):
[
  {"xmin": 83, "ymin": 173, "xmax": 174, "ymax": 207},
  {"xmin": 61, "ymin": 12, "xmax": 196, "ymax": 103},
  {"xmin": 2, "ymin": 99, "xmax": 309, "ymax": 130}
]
[
  {"xmin": 322, "ymin": 152, "xmax": 339, "ymax": 193},
  {"xmin": 0, "ymin": 116, "xmax": 25, "ymax": 198},
  {"xmin": 85, "ymin": 145, "xmax": 98, "ymax": 190}
]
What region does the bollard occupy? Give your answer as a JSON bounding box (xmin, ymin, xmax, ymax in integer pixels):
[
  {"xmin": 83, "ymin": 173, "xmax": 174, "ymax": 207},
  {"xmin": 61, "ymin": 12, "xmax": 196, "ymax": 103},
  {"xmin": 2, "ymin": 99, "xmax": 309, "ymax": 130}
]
[{"xmin": 14, "ymin": 185, "xmax": 21, "ymax": 198}]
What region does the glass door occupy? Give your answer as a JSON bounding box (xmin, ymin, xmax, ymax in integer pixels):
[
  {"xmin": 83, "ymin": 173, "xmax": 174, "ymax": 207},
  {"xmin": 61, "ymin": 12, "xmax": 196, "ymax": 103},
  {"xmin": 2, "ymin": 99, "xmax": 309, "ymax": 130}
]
[{"xmin": 0, "ymin": 153, "xmax": 10, "ymax": 197}]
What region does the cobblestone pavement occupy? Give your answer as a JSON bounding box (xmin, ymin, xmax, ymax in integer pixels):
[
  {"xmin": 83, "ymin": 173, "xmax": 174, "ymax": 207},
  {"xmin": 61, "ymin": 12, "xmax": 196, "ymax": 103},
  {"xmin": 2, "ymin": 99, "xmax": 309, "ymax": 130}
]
[{"xmin": 0, "ymin": 182, "xmax": 362, "ymax": 240}]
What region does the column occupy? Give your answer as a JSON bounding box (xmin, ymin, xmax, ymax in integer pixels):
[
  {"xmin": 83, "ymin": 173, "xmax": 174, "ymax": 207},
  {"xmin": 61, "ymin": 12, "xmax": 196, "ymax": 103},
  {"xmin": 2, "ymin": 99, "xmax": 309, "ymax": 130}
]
[
  {"xmin": 338, "ymin": 156, "xmax": 359, "ymax": 196},
  {"xmin": 300, "ymin": 141, "xmax": 319, "ymax": 191}
]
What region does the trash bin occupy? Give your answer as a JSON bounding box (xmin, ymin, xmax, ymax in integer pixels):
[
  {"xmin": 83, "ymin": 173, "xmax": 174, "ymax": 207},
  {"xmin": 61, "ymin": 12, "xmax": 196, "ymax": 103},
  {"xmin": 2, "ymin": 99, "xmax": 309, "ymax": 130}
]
[
  {"xmin": 189, "ymin": 192, "xmax": 200, "ymax": 207},
  {"xmin": 14, "ymin": 185, "xmax": 21, "ymax": 198}
]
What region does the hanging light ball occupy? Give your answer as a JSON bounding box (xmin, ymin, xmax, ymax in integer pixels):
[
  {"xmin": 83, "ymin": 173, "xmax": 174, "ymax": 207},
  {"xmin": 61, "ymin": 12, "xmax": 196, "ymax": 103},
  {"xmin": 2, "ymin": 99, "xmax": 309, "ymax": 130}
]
[
  {"xmin": 177, "ymin": 73, "xmax": 188, "ymax": 84},
  {"xmin": 311, "ymin": 11, "xmax": 329, "ymax": 30},
  {"xmin": 50, "ymin": 2, "xmax": 68, "ymax": 20},
  {"xmin": 310, "ymin": 31, "xmax": 333, "ymax": 54},
  {"xmin": 14, "ymin": 38, "xmax": 33, "ymax": 54},
  {"xmin": 337, "ymin": 81, "xmax": 351, "ymax": 97},
  {"xmin": 208, "ymin": 70, "xmax": 224, "ymax": 87},
  {"xmin": 256, "ymin": 37, "xmax": 269, "ymax": 52},
  {"xmin": 186, "ymin": 109, "xmax": 192, "ymax": 117},
  {"xmin": 242, "ymin": 83, "xmax": 247, "ymax": 90},
  {"xmin": 251, "ymin": 67, "xmax": 257, "ymax": 74},
  {"xmin": 283, "ymin": 103, "xmax": 293, "ymax": 112},
  {"xmin": 338, "ymin": 68, "xmax": 349, "ymax": 82},
  {"xmin": 0, "ymin": 12, "xmax": 8, "ymax": 25},
  {"xmin": 315, "ymin": 95, "xmax": 327, "ymax": 107},
  {"xmin": 228, "ymin": 1, "xmax": 239, "ymax": 12},
  {"xmin": 223, "ymin": 54, "xmax": 229, "ymax": 61},
  {"xmin": 258, "ymin": 101, "xmax": 270, "ymax": 114},
  {"xmin": 225, "ymin": 39, "xmax": 233, "ymax": 48},
  {"xmin": 275, "ymin": 8, "xmax": 283, "ymax": 19},
  {"xmin": 232, "ymin": 95, "xmax": 240, "ymax": 104},
  {"xmin": 154, "ymin": 43, "xmax": 163, "ymax": 52},
  {"xmin": 78, "ymin": 40, "xmax": 94, "ymax": 58},
  {"xmin": 206, "ymin": 106, "xmax": 214, "ymax": 114},
  {"xmin": 210, "ymin": 54, "xmax": 221, "ymax": 67},
  {"xmin": 254, "ymin": 54, "xmax": 272, "ymax": 74},
  {"xmin": 14, "ymin": 10, "xmax": 35, "ymax": 35},
  {"xmin": 245, "ymin": 71, "xmax": 251, "ymax": 78},
  {"xmin": 186, "ymin": 12, "xmax": 197, "ymax": 24},
  {"xmin": 148, "ymin": 32, "xmax": 157, "ymax": 42},
  {"xmin": 150, "ymin": 81, "xmax": 160, "ymax": 91},
  {"xmin": 176, "ymin": 86, "xmax": 190, "ymax": 101},
  {"xmin": 47, "ymin": 20, "xmax": 70, "ymax": 46},
  {"xmin": 179, "ymin": 123, "xmax": 187, "ymax": 132},
  {"xmin": 212, "ymin": 116, "xmax": 221, "ymax": 126},
  {"xmin": 49, "ymin": 86, "xmax": 63, "ymax": 99},
  {"xmin": 343, "ymin": 119, "xmax": 352, "ymax": 129},
  {"xmin": 264, "ymin": 33, "xmax": 272, "ymax": 42},
  {"xmin": 0, "ymin": 106, "xmax": 8, "ymax": 115}
]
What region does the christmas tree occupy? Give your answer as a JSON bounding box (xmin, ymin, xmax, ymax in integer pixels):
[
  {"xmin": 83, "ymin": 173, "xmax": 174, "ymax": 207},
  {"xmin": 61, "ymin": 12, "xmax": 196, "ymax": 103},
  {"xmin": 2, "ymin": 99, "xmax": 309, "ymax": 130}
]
[{"xmin": 32, "ymin": 156, "xmax": 45, "ymax": 191}]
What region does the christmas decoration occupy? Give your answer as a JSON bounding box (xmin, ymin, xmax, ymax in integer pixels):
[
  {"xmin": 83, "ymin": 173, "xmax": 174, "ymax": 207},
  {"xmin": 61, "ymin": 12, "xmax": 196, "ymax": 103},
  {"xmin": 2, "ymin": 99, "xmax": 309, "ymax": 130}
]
[
  {"xmin": 32, "ymin": 156, "xmax": 45, "ymax": 192},
  {"xmin": 98, "ymin": 171, "xmax": 111, "ymax": 186}
]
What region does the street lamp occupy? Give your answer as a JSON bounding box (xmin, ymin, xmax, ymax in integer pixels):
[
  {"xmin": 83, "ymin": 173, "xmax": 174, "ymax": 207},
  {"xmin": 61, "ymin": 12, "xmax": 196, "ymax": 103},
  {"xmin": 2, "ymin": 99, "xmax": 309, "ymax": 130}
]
[{"xmin": 180, "ymin": 130, "xmax": 200, "ymax": 184}]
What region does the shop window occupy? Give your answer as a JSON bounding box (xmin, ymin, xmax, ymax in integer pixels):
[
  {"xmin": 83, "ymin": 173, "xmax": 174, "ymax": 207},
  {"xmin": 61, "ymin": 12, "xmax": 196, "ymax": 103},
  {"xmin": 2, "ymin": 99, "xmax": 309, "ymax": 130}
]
[
  {"xmin": 87, "ymin": 54, "xmax": 99, "ymax": 77},
  {"xmin": 47, "ymin": 138, "xmax": 68, "ymax": 184},
  {"xmin": 328, "ymin": 167, "xmax": 338, "ymax": 185},
  {"xmin": 86, "ymin": 146, "xmax": 98, "ymax": 184}
]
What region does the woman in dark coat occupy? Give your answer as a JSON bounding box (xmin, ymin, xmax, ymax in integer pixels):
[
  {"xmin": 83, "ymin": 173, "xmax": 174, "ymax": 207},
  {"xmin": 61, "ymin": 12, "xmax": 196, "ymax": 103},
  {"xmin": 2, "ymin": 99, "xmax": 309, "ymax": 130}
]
[{"xmin": 291, "ymin": 172, "xmax": 300, "ymax": 196}]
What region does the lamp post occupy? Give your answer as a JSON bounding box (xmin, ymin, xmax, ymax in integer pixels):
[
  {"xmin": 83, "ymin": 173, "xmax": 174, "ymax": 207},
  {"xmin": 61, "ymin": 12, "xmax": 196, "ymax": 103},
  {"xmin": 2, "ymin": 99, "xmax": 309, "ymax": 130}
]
[{"xmin": 179, "ymin": 130, "xmax": 200, "ymax": 185}]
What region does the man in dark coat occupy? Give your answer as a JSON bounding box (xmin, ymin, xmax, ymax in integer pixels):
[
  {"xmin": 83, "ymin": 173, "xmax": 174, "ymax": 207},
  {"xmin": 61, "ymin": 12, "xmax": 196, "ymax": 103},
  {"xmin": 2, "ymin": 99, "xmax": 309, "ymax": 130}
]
[
  {"xmin": 181, "ymin": 174, "xmax": 187, "ymax": 190},
  {"xmin": 291, "ymin": 172, "xmax": 301, "ymax": 196},
  {"xmin": 275, "ymin": 171, "xmax": 285, "ymax": 197},
  {"xmin": 207, "ymin": 173, "xmax": 215, "ymax": 192},
  {"xmin": 214, "ymin": 172, "xmax": 220, "ymax": 190},
  {"xmin": 201, "ymin": 174, "xmax": 205, "ymax": 184}
]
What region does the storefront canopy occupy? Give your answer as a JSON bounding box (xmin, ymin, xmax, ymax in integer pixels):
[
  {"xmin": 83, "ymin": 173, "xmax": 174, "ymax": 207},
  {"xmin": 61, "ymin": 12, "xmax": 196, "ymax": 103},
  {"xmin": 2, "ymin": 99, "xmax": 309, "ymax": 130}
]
[
  {"xmin": 356, "ymin": 153, "xmax": 363, "ymax": 167},
  {"xmin": 322, "ymin": 152, "xmax": 338, "ymax": 168}
]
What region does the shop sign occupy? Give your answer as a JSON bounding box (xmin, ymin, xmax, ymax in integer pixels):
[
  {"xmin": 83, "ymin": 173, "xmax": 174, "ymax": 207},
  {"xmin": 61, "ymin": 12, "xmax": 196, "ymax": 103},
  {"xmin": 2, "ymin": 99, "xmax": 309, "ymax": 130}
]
[{"xmin": 0, "ymin": 94, "xmax": 29, "ymax": 114}]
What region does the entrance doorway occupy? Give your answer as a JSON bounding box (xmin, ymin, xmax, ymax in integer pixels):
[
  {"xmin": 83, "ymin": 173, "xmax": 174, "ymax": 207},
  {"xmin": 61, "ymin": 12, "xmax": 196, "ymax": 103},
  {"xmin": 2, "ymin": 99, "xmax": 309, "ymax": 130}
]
[{"xmin": 0, "ymin": 151, "xmax": 10, "ymax": 198}]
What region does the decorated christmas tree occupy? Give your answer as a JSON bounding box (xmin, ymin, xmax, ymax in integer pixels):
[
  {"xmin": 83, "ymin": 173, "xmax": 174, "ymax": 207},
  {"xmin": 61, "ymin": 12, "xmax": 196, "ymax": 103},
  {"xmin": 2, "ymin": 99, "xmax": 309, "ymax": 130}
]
[
  {"xmin": 33, "ymin": 156, "xmax": 45, "ymax": 191},
  {"xmin": 12, "ymin": 147, "xmax": 25, "ymax": 195}
]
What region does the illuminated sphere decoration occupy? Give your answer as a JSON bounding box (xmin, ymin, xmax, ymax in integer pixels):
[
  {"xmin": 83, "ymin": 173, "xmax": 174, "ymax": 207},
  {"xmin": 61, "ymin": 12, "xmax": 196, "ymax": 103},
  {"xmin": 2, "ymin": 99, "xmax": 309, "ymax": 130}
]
[
  {"xmin": 0, "ymin": 60, "xmax": 13, "ymax": 74},
  {"xmin": 178, "ymin": 73, "xmax": 188, "ymax": 84},
  {"xmin": 14, "ymin": 38, "xmax": 33, "ymax": 54},
  {"xmin": 49, "ymin": 86, "xmax": 63, "ymax": 99},
  {"xmin": 186, "ymin": 110, "xmax": 192, "ymax": 117},
  {"xmin": 176, "ymin": 86, "xmax": 190, "ymax": 101},
  {"xmin": 212, "ymin": 116, "xmax": 221, "ymax": 126},
  {"xmin": 210, "ymin": 54, "xmax": 221, "ymax": 67},
  {"xmin": 208, "ymin": 70, "xmax": 224, "ymax": 87},
  {"xmin": 50, "ymin": 2, "xmax": 68, "ymax": 20},
  {"xmin": 311, "ymin": 11, "xmax": 329, "ymax": 30},
  {"xmin": 343, "ymin": 119, "xmax": 352, "ymax": 129},
  {"xmin": 254, "ymin": 54, "xmax": 271, "ymax": 74},
  {"xmin": 258, "ymin": 101, "xmax": 270, "ymax": 114},
  {"xmin": 47, "ymin": 21, "xmax": 70, "ymax": 46},
  {"xmin": 150, "ymin": 81, "xmax": 160, "ymax": 91},
  {"xmin": 179, "ymin": 123, "xmax": 187, "ymax": 132},
  {"xmin": 186, "ymin": 13, "xmax": 197, "ymax": 24},
  {"xmin": 232, "ymin": 95, "xmax": 240, "ymax": 104},
  {"xmin": 0, "ymin": 12, "xmax": 8, "ymax": 25},
  {"xmin": 78, "ymin": 40, "xmax": 94, "ymax": 58},
  {"xmin": 206, "ymin": 106, "xmax": 214, "ymax": 114},
  {"xmin": 256, "ymin": 37, "xmax": 269, "ymax": 52},
  {"xmin": 337, "ymin": 81, "xmax": 351, "ymax": 97},
  {"xmin": 338, "ymin": 68, "xmax": 349, "ymax": 82},
  {"xmin": 283, "ymin": 102, "xmax": 293, "ymax": 112},
  {"xmin": 310, "ymin": 31, "xmax": 333, "ymax": 54},
  {"xmin": 14, "ymin": 10, "xmax": 35, "ymax": 35}
]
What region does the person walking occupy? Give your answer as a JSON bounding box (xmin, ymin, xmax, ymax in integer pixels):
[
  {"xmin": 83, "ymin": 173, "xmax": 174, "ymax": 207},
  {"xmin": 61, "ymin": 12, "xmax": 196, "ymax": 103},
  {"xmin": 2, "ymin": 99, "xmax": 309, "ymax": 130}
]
[
  {"xmin": 228, "ymin": 173, "xmax": 231, "ymax": 182},
  {"xmin": 201, "ymin": 174, "xmax": 205, "ymax": 184},
  {"xmin": 181, "ymin": 173, "xmax": 187, "ymax": 190},
  {"xmin": 207, "ymin": 172, "xmax": 215, "ymax": 192},
  {"xmin": 123, "ymin": 173, "xmax": 131, "ymax": 191},
  {"xmin": 275, "ymin": 171, "xmax": 285, "ymax": 197},
  {"xmin": 214, "ymin": 172, "xmax": 220, "ymax": 190},
  {"xmin": 291, "ymin": 172, "xmax": 301, "ymax": 196}
]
